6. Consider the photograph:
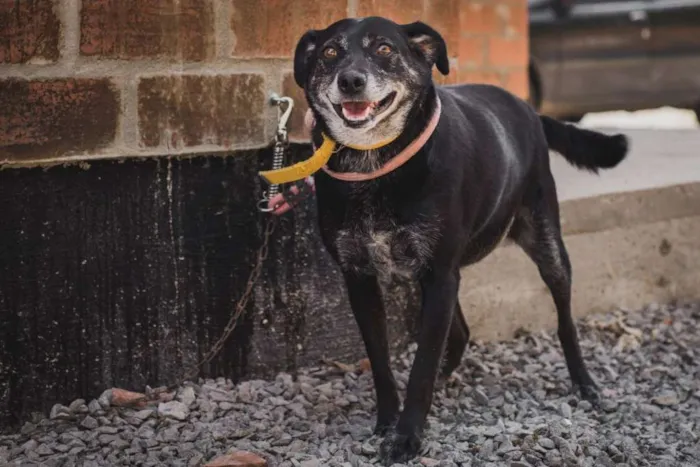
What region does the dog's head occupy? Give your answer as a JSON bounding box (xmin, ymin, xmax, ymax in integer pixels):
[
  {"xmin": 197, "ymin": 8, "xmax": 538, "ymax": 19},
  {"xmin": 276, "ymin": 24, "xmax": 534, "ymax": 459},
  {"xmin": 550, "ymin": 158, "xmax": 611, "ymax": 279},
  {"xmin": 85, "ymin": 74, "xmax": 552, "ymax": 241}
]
[{"xmin": 294, "ymin": 17, "xmax": 449, "ymax": 148}]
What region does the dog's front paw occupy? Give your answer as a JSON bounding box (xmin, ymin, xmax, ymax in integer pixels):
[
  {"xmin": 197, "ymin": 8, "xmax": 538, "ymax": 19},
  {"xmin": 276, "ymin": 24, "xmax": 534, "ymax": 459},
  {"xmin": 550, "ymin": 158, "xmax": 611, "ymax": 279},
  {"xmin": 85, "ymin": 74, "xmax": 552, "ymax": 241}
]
[
  {"xmin": 574, "ymin": 382, "xmax": 601, "ymax": 405},
  {"xmin": 379, "ymin": 430, "xmax": 421, "ymax": 465},
  {"xmin": 374, "ymin": 420, "xmax": 394, "ymax": 437},
  {"xmin": 374, "ymin": 410, "xmax": 399, "ymax": 436}
]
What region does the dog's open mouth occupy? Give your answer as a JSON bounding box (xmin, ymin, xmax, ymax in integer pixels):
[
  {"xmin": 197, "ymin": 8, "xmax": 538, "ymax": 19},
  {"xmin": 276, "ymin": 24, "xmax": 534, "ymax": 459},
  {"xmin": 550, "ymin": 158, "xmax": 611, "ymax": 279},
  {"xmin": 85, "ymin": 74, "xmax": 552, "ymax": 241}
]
[{"xmin": 333, "ymin": 92, "xmax": 397, "ymax": 126}]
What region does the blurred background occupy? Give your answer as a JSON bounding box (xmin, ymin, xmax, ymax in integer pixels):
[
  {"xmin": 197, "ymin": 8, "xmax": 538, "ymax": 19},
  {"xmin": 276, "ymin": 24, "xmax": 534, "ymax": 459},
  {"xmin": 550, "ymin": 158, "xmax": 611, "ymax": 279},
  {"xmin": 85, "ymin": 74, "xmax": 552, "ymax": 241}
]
[
  {"xmin": 529, "ymin": 0, "xmax": 700, "ymax": 129},
  {"xmin": 526, "ymin": 0, "xmax": 700, "ymax": 201}
]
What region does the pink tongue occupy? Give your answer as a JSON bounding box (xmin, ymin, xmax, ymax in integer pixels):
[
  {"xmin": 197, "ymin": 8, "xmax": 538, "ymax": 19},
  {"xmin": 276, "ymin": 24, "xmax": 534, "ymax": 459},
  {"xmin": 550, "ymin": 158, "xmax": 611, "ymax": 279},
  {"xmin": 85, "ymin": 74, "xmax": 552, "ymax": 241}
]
[{"xmin": 342, "ymin": 101, "xmax": 371, "ymax": 117}]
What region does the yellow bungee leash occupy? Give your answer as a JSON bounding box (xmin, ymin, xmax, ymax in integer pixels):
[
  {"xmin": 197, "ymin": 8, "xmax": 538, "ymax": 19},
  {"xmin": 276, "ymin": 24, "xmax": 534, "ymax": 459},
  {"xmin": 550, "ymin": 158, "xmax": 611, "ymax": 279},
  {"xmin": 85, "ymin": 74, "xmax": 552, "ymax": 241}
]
[{"xmin": 259, "ymin": 130, "xmax": 397, "ymax": 185}]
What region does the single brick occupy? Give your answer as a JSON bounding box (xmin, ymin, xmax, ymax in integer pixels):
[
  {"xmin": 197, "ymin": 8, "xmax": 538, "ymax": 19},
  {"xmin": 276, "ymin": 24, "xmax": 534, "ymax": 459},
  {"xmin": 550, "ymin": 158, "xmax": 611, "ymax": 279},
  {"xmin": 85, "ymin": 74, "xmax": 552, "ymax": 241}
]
[
  {"xmin": 487, "ymin": 35, "xmax": 528, "ymax": 68},
  {"xmin": 460, "ymin": 2, "xmax": 500, "ymax": 36},
  {"xmin": 356, "ymin": 0, "xmax": 424, "ymax": 24},
  {"xmin": 231, "ymin": 0, "xmax": 347, "ymax": 57},
  {"xmin": 459, "ymin": 36, "xmax": 487, "ymax": 67},
  {"xmin": 0, "ymin": 78, "xmax": 119, "ymax": 162},
  {"xmin": 457, "ymin": 69, "xmax": 503, "ymax": 87},
  {"xmin": 80, "ymin": 0, "xmax": 215, "ymax": 61},
  {"xmin": 204, "ymin": 451, "xmax": 267, "ymax": 467},
  {"xmin": 501, "ymin": 1, "xmax": 529, "ymax": 39},
  {"xmin": 0, "ymin": 0, "xmax": 60, "ymax": 64},
  {"xmin": 138, "ymin": 74, "xmax": 266, "ymax": 149},
  {"xmin": 503, "ymin": 68, "xmax": 529, "ymax": 99},
  {"xmin": 426, "ymin": 0, "xmax": 461, "ymax": 58},
  {"xmin": 282, "ymin": 73, "xmax": 310, "ymax": 142}
]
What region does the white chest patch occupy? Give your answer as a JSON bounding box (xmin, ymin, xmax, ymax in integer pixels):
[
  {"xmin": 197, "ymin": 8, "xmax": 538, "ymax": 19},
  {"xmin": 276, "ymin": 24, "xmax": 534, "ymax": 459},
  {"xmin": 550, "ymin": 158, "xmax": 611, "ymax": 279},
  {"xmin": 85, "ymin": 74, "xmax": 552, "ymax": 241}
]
[{"xmin": 334, "ymin": 220, "xmax": 441, "ymax": 279}]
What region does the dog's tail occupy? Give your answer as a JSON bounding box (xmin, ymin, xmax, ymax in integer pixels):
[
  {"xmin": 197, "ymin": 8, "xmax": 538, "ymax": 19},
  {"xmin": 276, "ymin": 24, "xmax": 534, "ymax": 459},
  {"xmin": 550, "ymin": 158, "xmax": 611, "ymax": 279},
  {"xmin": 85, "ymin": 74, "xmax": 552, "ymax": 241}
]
[{"xmin": 540, "ymin": 115, "xmax": 628, "ymax": 173}]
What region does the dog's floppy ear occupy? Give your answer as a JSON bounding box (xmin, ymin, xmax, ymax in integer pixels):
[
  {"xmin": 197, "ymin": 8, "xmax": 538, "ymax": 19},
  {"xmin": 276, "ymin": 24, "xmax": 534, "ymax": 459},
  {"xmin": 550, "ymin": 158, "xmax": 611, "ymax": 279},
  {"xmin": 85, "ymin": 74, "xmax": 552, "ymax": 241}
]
[
  {"xmin": 294, "ymin": 29, "xmax": 319, "ymax": 88},
  {"xmin": 401, "ymin": 21, "xmax": 449, "ymax": 75}
]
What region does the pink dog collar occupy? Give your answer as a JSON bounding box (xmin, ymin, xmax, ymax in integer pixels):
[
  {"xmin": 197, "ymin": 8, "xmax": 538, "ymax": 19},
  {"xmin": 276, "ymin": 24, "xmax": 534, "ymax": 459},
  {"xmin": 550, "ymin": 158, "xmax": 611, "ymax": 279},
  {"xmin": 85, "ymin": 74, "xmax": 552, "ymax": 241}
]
[{"xmin": 307, "ymin": 97, "xmax": 442, "ymax": 182}]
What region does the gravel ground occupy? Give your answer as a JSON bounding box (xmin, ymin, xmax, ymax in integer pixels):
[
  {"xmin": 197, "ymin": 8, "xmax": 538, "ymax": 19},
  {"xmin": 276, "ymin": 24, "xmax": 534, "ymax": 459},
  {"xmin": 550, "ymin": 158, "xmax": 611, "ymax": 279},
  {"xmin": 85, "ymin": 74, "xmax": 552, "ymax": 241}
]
[{"xmin": 1, "ymin": 301, "xmax": 699, "ymax": 467}]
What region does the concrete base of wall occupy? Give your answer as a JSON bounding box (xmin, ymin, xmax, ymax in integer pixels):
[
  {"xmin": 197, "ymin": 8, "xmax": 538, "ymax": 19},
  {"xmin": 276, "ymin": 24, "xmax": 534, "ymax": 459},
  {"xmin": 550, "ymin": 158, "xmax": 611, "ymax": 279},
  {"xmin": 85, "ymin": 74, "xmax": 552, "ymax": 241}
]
[{"xmin": 460, "ymin": 182, "xmax": 700, "ymax": 341}]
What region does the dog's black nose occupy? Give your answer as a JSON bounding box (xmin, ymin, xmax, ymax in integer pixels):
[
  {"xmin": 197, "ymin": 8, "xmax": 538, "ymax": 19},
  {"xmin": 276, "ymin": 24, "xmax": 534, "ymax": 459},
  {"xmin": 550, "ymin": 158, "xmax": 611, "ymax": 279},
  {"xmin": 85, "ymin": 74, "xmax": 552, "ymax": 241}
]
[{"xmin": 338, "ymin": 70, "xmax": 367, "ymax": 94}]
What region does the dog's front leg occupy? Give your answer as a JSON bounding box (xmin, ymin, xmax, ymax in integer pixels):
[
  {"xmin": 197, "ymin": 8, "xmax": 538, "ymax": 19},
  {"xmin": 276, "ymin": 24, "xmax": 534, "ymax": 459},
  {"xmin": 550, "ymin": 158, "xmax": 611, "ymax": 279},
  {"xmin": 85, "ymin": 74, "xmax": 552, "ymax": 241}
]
[
  {"xmin": 380, "ymin": 269, "xmax": 458, "ymax": 464},
  {"xmin": 344, "ymin": 273, "xmax": 400, "ymax": 435}
]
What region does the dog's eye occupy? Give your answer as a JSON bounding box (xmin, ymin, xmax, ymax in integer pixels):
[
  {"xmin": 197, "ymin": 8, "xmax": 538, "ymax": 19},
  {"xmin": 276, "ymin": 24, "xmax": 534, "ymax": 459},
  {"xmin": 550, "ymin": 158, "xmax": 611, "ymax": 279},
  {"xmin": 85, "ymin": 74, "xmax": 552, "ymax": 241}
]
[
  {"xmin": 376, "ymin": 44, "xmax": 393, "ymax": 56},
  {"xmin": 323, "ymin": 46, "xmax": 338, "ymax": 59}
]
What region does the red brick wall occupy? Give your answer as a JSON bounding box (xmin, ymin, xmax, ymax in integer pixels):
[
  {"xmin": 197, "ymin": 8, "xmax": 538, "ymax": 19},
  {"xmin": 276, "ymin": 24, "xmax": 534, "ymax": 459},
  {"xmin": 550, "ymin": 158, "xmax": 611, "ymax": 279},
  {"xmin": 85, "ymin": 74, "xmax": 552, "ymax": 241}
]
[{"xmin": 0, "ymin": 0, "xmax": 528, "ymax": 165}]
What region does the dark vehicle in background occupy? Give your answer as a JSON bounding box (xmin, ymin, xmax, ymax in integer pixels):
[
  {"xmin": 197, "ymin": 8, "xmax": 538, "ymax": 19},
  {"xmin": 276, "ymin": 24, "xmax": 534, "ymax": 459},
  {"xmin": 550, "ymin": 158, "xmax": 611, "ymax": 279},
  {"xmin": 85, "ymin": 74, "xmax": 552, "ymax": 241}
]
[{"xmin": 528, "ymin": 0, "xmax": 700, "ymax": 122}]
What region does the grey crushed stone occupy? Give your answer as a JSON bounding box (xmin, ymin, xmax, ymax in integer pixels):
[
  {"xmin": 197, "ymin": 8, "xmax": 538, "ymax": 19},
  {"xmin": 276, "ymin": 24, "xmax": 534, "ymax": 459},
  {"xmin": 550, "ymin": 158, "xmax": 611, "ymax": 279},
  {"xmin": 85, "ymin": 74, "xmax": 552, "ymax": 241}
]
[
  {"xmin": 1, "ymin": 301, "xmax": 699, "ymax": 466},
  {"xmin": 158, "ymin": 401, "xmax": 190, "ymax": 421}
]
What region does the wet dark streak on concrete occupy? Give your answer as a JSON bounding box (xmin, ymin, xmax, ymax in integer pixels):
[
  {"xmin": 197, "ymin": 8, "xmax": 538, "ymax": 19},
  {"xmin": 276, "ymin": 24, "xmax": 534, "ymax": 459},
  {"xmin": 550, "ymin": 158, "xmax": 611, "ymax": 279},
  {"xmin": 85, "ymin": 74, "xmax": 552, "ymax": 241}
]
[{"xmin": 0, "ymin": 151, "xmax": 257, "ymax": 427}]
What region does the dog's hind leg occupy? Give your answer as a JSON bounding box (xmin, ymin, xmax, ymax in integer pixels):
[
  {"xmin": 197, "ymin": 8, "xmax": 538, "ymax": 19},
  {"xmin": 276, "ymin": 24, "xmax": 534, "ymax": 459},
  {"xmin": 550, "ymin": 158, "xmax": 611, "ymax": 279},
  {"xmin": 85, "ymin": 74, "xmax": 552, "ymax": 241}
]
[
  {"xmin": 441, "ymin": 301, "xmax": 470, "ymax": 378},
  {"xmin": 510, "ymin": 174, "xmax": 599, "ymax": 402},
  {"xmin": 344, "ymin": 273, "xmax": 401, "ymax": 435}
]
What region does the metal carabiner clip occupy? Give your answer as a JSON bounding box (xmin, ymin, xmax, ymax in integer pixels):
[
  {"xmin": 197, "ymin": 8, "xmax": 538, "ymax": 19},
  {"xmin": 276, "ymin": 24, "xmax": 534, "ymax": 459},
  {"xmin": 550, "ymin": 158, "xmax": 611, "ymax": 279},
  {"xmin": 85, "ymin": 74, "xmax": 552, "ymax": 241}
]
[
  {"xmin": 270, "ymin": 93, "xmax": 294, "ymax": 144},
  {"xmin": 258, "ymin": 93, "xmax": 295, "ymax": 212}
]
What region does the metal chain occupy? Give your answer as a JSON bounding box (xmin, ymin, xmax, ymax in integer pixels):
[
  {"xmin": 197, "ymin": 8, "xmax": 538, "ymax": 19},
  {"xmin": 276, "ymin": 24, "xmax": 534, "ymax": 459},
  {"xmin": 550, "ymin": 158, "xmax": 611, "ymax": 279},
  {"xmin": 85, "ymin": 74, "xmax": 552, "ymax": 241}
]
[
  {"xmin": 192, "ymin": 94, "xmax": 290, "ymax": 372},
  {"xmin": 141, "ymin": 216, "xmax": 275, "ymax": 402},
  {"xmin": 182, "ymin": 216, "xmax": 276, "ymax": 382},
  {"xmin": 135, "ymin": 94, "xmax": 291, "ymax": 403}
]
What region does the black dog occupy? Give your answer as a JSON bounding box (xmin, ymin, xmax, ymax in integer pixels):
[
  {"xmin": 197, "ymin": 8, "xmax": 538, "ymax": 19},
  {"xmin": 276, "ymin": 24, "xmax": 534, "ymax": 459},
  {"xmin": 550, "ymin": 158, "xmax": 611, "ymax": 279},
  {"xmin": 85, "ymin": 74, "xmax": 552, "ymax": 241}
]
[{"xmin": 293, "ymin": 16, "xmax": 628, "ymax": 464}]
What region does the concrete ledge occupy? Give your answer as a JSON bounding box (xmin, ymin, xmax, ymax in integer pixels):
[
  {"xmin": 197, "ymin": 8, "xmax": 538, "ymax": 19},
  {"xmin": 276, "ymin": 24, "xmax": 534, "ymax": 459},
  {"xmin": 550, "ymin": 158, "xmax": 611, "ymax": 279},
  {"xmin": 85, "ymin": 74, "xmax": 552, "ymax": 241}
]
[
  {"xmin": 461, "ymin": 182, "xmax": 700, "ymax": 341},
  {"xmin": 559, "ymin": 182, "xmax": 700, "ymax": 235}
]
